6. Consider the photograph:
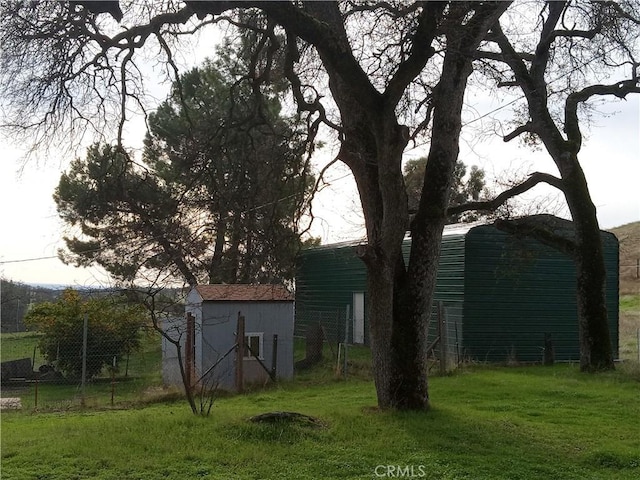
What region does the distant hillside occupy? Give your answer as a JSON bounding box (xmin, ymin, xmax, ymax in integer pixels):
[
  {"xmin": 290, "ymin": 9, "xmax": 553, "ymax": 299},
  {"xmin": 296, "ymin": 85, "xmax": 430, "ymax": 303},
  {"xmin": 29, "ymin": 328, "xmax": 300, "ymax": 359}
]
[
  {"xmin": 0, "ymin": 280, "xmax": 62, "ymax": 333},
  {"xmin": 609, "ymin": 221, "xmax": 640, "ymax": 295}
]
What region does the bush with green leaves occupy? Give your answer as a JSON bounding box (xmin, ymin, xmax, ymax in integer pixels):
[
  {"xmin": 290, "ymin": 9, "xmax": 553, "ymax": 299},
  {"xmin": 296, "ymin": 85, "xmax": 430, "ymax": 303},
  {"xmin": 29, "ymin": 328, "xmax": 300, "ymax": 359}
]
[{"xmin": 24, "ymin": 289, "xmax": 147, "ymax": 379}]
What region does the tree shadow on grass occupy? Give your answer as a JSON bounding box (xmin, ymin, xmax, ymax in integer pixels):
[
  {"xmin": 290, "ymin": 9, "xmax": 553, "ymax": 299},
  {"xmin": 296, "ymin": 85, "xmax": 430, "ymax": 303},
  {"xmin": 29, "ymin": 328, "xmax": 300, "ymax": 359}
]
[{"xmin": 377, "ymin": 404, "xmax": 639, "ymax": 480}]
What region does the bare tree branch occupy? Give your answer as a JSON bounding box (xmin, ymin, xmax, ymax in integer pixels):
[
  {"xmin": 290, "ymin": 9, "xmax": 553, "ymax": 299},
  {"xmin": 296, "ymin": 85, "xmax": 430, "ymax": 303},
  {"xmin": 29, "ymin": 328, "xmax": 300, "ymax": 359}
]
[
  {"xmin": 529, "ymin": 1, "xmax": 566, "ymax": 84},
  {"xmin": 493, "ymin": 215, "xmax": 578, "ymax": 259},
  {"xmin": 503, "ymin": 121, "xmax": 536, "ymax": 142},
  {"xmin": 282, "ymin": 31, "xmax": 342, "ymax": 135},
  {"xmin": 600, "ymin": 1, "xmax": 640, "ymax": 25},
  {"xmin": 447, "ymin": 172, "xmax": 564, "ymax": 217},
  {"xmin": 343, "ymin": 1, "xmax": 422, "ymax": 20},
  {"xmin": 564, "ymin": 79, "xmax": 640, "ymax": 148},
  {"xmin": 383, "ymin": 2, "xmax": 444, "ymax": 106}
]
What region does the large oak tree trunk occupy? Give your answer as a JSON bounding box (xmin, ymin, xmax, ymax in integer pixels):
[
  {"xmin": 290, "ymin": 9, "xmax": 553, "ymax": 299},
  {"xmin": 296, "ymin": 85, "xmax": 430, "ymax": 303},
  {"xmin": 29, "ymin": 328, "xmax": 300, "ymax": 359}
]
[
  {"xmin": 562, "ymin": 166, "xmax": 615, "ymax": 371},
  {"xmin": 361, "ymin": 37, "xmax": 476, "ymax": 411},
  {"xmin": 491, "ymin": 12, "xmax": 616, "ymax": 372},
  {"xmin": 350, "ymin": 121, "xmax": 413, "ymax": 410},
  {"xmin": 536, "ymin": 135, "xmax": 615, "ymax": 372},
  {"xmin": 269, "ymin": 1, "xmax": 510, "ymax": 410}
]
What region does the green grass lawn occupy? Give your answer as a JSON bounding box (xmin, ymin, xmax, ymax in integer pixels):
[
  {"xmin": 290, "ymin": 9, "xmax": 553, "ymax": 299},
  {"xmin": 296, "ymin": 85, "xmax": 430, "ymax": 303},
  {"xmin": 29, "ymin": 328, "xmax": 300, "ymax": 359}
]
[
  {"xmin": 620, "ymin": 295, "xmax": 640, "ymax": 312},
  {"xmin": 2, "ymin": 364, "xmax": 639, "ymax": 480},
  {"xmin": 2, "ymin": 297, "xmax": 639, "ymax": 479},
  {"xmin": 619, "ymin": 294, "xmax": 640, "ymax": 361},
  {"xmin": 0, "ymin": 332, "xmax": 44, "ymax": 364}
]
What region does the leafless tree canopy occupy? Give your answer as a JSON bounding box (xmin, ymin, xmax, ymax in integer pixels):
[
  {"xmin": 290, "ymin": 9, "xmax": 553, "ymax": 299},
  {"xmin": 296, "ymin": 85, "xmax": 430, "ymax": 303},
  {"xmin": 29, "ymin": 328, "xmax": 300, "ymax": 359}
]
[
  {"xmin": 475, "ymin": 1, "xmax": 639, "ymax": 144},
  {"xmin": 2, "ymin": 2, "xmax": 638, "ymax": 153},
  {"xmin": 0, "ymin": 2, "xmax": 492, "ymax": 152},
  {"xmin": 0, "ymin": 1, "xmax": 216, "ymax": 153}
]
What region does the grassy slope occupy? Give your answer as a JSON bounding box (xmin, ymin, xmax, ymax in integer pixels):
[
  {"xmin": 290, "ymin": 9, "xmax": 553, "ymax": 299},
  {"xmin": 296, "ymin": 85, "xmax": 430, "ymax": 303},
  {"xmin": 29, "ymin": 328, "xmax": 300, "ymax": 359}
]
[
  {"xmin": 0, "ymin": 332, "xmax": 44, "ymax": 364},
  {"xmin": 2, "ymin": 364, "xmax": 640, "ymax": 480},
  {"xmin": 609, "ymin": 221, "xmax": 640, "ymax": 295},
  {"xmin": 609, "ymin": 222, "xmax": 640, "ymax": 359}
]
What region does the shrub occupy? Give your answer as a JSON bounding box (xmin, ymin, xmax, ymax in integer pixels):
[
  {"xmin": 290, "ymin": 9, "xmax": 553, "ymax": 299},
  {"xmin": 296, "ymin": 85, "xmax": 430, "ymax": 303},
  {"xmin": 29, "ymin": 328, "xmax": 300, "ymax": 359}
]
[{"xmin": 24, "ymin": 289, "xmax": 147, "ymax": 379}]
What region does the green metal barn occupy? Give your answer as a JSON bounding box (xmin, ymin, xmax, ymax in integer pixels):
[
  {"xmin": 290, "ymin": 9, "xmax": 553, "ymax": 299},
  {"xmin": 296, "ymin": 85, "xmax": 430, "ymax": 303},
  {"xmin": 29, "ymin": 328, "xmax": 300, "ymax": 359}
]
[{"xmin": 295, "ymin": 217, "xmax": 619, "ymax": 363}]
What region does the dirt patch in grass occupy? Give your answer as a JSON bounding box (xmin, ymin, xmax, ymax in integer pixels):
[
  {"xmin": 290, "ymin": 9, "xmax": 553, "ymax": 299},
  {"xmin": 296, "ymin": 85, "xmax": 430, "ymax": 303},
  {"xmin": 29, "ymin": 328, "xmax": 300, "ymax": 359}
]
[{"xmin": 0, "ymin": 397, "xmax": 22, "ymax": 410}]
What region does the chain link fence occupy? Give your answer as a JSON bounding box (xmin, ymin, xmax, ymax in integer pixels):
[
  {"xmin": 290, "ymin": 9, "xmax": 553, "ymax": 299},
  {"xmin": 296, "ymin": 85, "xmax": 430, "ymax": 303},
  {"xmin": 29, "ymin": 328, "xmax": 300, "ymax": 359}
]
[
  {"xmin": 295, "ymin": 308, "xmax": 349, "ymax": 346},
  {"xmin": 1, "ymin": 325, "xmax": 162, "ymax": 411},
  {"xmin": 3, "ymin": 295, "xmax": 464, "ymax": 410},
  {"xmin": 294, "ymin": 300, "xmax": 463, "ymax": 374}
]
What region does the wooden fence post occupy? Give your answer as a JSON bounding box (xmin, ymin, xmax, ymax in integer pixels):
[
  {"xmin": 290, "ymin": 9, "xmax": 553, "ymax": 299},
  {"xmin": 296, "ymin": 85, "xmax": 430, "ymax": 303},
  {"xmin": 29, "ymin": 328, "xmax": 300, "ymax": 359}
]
[
  {"xmin": 271, "ymin": 334, "xmax": 278, "ymax": 380},
  {"xmin": 236, "ymin": 313, "xmax": 245, "ymax": 393},
  {"xmin": 343, "ymin": 304, "xmax": 350, "ymax": 379},
  {"xmin": 543, "ymin": 333, "xmax": 555, "ymax": 365},
  {"xmin": 438, "ymin": 302, "xmax": 448, "ymax": 375},
  {"xmin": 185, "ymin": 312, "xmax": 195, "ymax": 388}
]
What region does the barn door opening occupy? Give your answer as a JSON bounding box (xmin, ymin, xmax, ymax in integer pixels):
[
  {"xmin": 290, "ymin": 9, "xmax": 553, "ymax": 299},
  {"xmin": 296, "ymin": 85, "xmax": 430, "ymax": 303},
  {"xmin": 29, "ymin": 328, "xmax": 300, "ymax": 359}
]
[{"xmin": 353, "ymin": 292, "xmax": 365, "ymax": 344}]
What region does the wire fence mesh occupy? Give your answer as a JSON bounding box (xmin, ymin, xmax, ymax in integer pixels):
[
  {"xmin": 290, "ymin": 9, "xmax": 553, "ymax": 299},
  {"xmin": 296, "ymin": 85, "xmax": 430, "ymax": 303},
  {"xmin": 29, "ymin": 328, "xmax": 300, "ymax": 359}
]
[
  {"xmin": 294, "ymin": 300, "xmax": 464, "ymax": 373},
  {"xmin": 1, "ymin": 326, "xmax": 162, "ymax": 411},
  {"xmin": 2, "ymin": 304, "xmax": 298, "ymax": 410},
  {"xmin": 3, "ymin": 292, "xmax": 465, "ymax": 411}
]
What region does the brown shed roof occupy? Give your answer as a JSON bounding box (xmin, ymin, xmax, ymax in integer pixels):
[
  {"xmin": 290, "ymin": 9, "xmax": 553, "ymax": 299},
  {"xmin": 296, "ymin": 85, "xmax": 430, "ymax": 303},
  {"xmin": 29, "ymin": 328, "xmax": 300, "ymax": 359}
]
[{"xmin": 194, "ymin": 284, "xmax": 294, "ymax": 302}]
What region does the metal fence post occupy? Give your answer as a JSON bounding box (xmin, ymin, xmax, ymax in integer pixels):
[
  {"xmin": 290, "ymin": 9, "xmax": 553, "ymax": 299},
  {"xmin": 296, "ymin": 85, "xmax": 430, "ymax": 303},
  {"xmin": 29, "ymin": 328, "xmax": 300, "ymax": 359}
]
[{"xmin": 81, "ymin": 313, "xmax": 88, "ymax": 406}]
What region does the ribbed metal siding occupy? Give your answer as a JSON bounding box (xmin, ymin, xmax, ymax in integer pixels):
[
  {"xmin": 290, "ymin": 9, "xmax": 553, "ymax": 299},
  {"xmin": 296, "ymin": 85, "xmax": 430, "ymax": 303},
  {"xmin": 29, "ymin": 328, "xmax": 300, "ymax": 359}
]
[
  {"xmin": 462, "ymin": 226, "xmax": 619, "ymax": 362},
  {"xmin": 402, "ymin": 235, "xmax": 466, "ymax": 353},
  {"xmin": 295, "ymin": 225, "xmax": 618, "ymax": 361},
  {"xmin": 295, "ymin": 243, "xmax": 367, "ymax": 342},
  {"xmin": 296, "ymin": 233, "xmax": 467, "ymax": 344},
  {"xmin": 424, "ymin": 234, "xmax": 466, "ymax": 304}
]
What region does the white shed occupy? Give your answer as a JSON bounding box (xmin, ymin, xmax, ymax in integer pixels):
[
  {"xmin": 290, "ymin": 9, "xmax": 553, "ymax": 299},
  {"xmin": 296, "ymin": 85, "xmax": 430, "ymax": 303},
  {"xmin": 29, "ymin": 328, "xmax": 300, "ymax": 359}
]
[{"xmin": 163, "ymin": 284, "xmax": 295, "ymax": 392}]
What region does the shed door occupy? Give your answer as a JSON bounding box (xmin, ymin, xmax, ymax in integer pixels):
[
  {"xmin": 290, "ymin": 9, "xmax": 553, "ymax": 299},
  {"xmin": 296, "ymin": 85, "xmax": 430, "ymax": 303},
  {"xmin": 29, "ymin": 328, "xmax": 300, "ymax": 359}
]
[{"xmin": 353, "ymin": 292, "xmax": 365, "ymax": 344}]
